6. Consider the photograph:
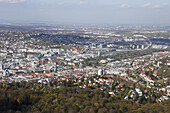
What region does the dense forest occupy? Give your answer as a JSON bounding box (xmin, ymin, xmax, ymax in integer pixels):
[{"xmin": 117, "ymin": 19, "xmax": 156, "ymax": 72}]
[{"xmin": 0, "ymin": 82, "xmax": 169, "ymax": 113}]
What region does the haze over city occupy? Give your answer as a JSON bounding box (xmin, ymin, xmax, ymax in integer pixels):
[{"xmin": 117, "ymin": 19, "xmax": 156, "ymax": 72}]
[
  {"xmin": 0, "ymin": 0, "xmax": 170, "ymax": 113},
  {"xmin": 0, "ymin": 0, "xmax": 170, "ymax": 25}
]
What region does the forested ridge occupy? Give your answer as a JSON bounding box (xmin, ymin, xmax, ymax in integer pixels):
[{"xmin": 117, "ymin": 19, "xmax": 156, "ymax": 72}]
[{"xmin": 0, "ymin": 82, "xmax": 169, "ymax": 113}]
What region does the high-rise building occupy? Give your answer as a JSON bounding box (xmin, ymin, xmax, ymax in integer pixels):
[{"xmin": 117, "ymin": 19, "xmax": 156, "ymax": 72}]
[
  {"xmin": 0, "ymin": 63, "xmax": 3, "ymax": 71},
  {"xmin": 79, "ymin": 63, "xmax": 84, "ymax": 69},
  {"xmin": 98, "ymin": 51, "xmax": 101, "ymax": 57},
  {"xmin": 98, "ymin": 69, "xmax": 105, "ymax": 75}
]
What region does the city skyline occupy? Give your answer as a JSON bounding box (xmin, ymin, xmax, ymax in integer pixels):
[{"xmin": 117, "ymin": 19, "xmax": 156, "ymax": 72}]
[{"xmin": 0, "ymin": 0, "xmax": 170, "ymax": 25}]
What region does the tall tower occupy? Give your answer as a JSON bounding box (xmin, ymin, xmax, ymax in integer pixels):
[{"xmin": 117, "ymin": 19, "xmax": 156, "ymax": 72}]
[
  {"xmin": 157, "ymin": 61, "xmax": 160, "ymax": 67},
  {"xmin": 137, "ymin": 45, "xmax": 139, "ymax": 49},
  {"xmin": 0, "ymin": 63, "xmax": 3, "ymax": 71},
  {"xmin": 141, "ymin": 45, "xmax": 144, "ymax": 49},
  {"xmin": 3, "ymin": 70, "xmax": 6, "ymax": 76},
  {"xmin": 98, "ymin": 51, "xmax": 101, "ymax": 57},
  {"xmin": 132, "ymin": 45, "xmax": 135, "ymax": 49},
  {"xmin": 98, "ymin": 69, "xmax": 104, "ymax": 75}
]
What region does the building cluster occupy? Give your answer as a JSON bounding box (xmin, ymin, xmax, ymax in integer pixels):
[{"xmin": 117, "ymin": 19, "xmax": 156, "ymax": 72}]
[{"xmin": 0, "ymin": 31, "xmax": 170, "ymax": 103}]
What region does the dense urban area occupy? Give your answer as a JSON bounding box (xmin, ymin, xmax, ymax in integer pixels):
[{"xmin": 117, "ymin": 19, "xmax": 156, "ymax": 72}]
[{"xmin": 0, "ymin": 24, "xmax": 170, "ymax": 113}]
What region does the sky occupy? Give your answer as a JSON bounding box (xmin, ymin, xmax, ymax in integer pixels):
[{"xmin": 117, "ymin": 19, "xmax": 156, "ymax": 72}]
[{"xmin": 0, "ymin": 0, "xmax": 170, "ymax": 25}]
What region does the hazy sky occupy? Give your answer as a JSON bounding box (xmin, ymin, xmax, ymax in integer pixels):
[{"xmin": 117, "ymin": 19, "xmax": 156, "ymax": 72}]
[{"xmin": 0, "ymin": 0, "xmax": 170, "ymax": 25}]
